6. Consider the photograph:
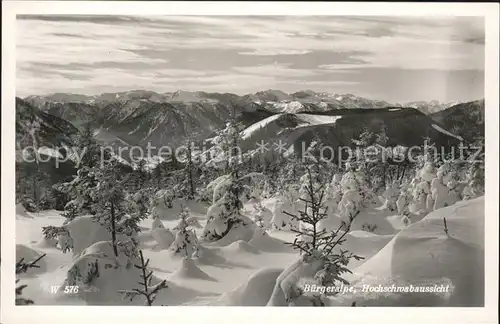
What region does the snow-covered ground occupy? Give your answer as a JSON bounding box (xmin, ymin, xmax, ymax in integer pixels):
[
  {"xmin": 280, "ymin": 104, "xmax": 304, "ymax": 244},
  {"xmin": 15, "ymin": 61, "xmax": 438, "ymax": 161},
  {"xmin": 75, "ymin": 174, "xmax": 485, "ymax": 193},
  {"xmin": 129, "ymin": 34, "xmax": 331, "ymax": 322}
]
[
  {"xmin": 431, "ymin": 124, "xmax": 464, "ymax": 141},
  {"xmin": 15, "ymin": 196, "xmax": 484, "ymax": 306},
  {"xmin": 241, "ymin": 114, "xmax": 282, "ymax": 140},
  {"xmin": 240, "ymin": 112, "xmax": 342, "ymax": 141}
]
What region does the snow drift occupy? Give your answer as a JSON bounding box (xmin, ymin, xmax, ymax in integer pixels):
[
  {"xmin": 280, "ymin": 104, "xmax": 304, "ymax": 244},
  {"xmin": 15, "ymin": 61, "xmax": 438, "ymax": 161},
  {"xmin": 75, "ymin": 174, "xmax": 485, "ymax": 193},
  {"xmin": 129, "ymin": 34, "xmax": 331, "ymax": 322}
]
[
  {"xmin": 16, "ymin": 244, "xmax": 48, "ymax": 276},
  {"xmin": 192, "ymin": 245, "xmax": 227, "ymax": 265},
  {"xmin": 221, "ymin": 240, "xmax": 260, "ymax": 255},
  {"xmin": 65, "ymin": 215, "xmax": 137, "ymax": 256},
  {"xmin": 171, "ymin": 257, "xmax": 216, "ymax": 281},
  {"xmin": 263, "ymin": 196, "xmax": 299, "ymax": 231},
  {"xmin": 151, "ymin": 227, "xmax": 175, "ymax": 249},
  {"xmin": 248, "ymin": 227, "xmax": 291, "ymax": 253},
  {"xmin": 218, "ymin": 268, "xmax": 284, "ymax": 306},
  {"xmin": 61, "ymin": 241, "xmax": 145, "ymax": 305},
  {"xmin": 203, "ymin": 213, "xmax": 256, "ymax": 246},
  {"xmin": 266, "ymin": 254, "xmax": 326, "ymax": 306},
  {"xmin": 60, "ymin": 241, "xmax": 203, "ymax": 306},
  {"xmin": 151, "ymin": 217, "xmax": 165, "ymax": 230},
  {"xmin": 353, "ymin": 196, "xmax": 484, "ymax": 306},
  {"xmin": 16, "ymin": 203, "xmax": 33, "ymax": 218}
]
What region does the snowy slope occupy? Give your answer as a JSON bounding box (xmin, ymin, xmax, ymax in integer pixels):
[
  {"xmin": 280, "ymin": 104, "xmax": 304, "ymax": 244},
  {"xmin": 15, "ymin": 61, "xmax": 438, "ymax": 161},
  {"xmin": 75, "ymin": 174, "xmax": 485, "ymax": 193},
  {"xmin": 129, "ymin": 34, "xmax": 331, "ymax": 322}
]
[
  {"xmin": 240, "ymin": 112, "xmax": 342, "ymax": 142},
  {"xmin": 294, "ymin": 113, "xmax": 342, "ymax": 126},
  {"xmin": 429, "ymin": 99, "xmax": 484, "ymax": 142},
  {"xmin": 431, "ymin": 124, "xmax": 463, "ymax": 141},
  {"xmin": 241, "ymin": 114, "xmax": 283, "ymax": 140},
  {"xmin": 14, "ymin": 194, "xmax": 484, "ymax": 307},
  {"xmin": 24, "ymin": 91, "xmax": 476, "ymax": 155},
  {"xmin": 348, "ymin": 196, "xmax": 484, "ymax": 306},
  {"xmin": 237, "ymin": 107, "xmax": 462, "ymax": 161}
]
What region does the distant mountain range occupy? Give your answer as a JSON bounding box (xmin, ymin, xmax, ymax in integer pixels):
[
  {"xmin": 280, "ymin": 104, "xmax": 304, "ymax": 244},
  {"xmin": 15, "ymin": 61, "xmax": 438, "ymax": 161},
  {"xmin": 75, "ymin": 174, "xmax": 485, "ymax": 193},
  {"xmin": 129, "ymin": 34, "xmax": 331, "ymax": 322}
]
[
  {"xmin": 24, "ymin": 89, "xmax": 460, "ymax": 114},
  {"xmin": 17, "ymin": 90, "xmax": 484, "ymax": 166}
]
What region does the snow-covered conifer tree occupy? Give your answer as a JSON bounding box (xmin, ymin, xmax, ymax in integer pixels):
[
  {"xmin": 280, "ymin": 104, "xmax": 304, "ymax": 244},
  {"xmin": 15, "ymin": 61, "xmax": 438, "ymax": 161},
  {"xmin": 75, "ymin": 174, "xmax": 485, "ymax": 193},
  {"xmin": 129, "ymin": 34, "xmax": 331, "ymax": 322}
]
[
  {"xmin": 374, "ymin": 126, "xmax": 390, "ymax": 189},
  {"xmin": 276, "ymin": 163, "xmax": 363, "ymax": 306},
  {"xmin": 396, "ymin": 181, "xmax": 412, "ymax": 217},
  {"xmin": 118, "ymin": 250, "xmax": 167, "ymax": 306},
  {"xmin": 16, "ymin": 253, "xmax": 46, "ymax": 305},
  {"xmin": 131, "ymin": 188, "xmax": 151, "ymax": 220},
  {"xmin": 59, "ymin": 167, "xmax": 99, "ymax": 216},
  {"xmin": 152, "ymin": 162, "xmax": 163, "ymax": 189},
  {"xmin": 351, "ymin": 127, "xmax": 387, "ymax": 194},
  {"xmin": 201, "ymin": 171, "xmax": 250, "ymax": 242},
  {"xmin": 252, "ymin": 201, "xmax": 273, "ymax": 229},
  {"xmin": 133, "ymin": 160, "xmax": 148, "ymax": 190},
  {"xmin": 338, "ymin": 164, "xmax": 363, "ymax": 223},
  {"xmin": 428, "ymin": 160, "xmax": 463, "ymax": 210},
  {"xmin": 54, "ymin": 122, "xmax": 105, "ymax": 216},
  {"xmin": 42, "ymin": 225, "xmax": 73, "ymax": 253},
  {"xmin": 60, "ymin": 199, "xmax": 79, "ymax": 224},
  {"xmin": 92, "ymin": 161, "xmax": 144, "ymax": 257},
  {"xmin": 77, "ymin": 121, "xmax": 101, "ymax": 169},
  {"xmin": 463, "ymin": 161, "xmax": 485, "ymax": 199},
  {"xmin": 381, "ymin": 181, "xmax": 400, "ymax": 211},
  {"xmin": 182, "ymin": 138, "xmax": 197, "ymax": 200},
  {"xmin": 410, "ymin": 149, "xmax": 437, "ymax": 215},
  {"xmin": 92, "ymin": 164, "xmax": 127, "ymax": 257},
  {"xmin": 431, "ymin": 170, "xmax": 450, "ymax": 210},
  {"xmin": 18, "ymin": 114, "xmax": 42, "ymax": 209},
  {"xmin": 201, "ymin": 118, "xmax": 256, "ymax": 243},
  {"xmin": 171, "ymin": 206, "xmax": 199, "ymax": 256}
]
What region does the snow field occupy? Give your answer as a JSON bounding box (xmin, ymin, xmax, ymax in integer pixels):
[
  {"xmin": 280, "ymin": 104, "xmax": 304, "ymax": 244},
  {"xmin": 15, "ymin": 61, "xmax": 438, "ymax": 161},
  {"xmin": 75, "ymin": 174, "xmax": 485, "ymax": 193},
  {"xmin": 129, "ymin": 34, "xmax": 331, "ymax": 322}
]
[{"xmin": 15, "ymin": 193, "xmax": 484, "ymax": 306}]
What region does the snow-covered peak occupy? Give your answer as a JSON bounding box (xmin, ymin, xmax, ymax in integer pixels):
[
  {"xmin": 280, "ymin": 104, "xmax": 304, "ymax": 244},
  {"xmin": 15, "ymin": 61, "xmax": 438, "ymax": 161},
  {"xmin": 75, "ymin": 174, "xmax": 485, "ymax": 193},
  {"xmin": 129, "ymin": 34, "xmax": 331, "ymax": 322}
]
[
  {"xmin": 241, "ymin": 114, "xmax": 283, "ymax": 140},
  {"xmin": 403, "ymin": 100, "xmax": 461, "ymax": 114},
  {"xmin": 272, "ymin": 101, "xmax": 305, "ymax": 113}
]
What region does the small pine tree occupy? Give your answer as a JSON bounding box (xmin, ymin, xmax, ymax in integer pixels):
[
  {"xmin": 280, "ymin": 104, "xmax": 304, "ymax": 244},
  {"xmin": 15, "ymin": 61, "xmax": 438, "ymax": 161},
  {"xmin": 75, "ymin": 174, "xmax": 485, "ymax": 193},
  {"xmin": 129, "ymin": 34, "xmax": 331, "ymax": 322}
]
[
  {"xmin": 152, "ymin": 163, "xmax": 163, "ymax": 189},
  {"xmin": 171, "ymin": 206, "xmax": 199, "ymax": 256},
  {"xmin": 92, "ymin": 162, "xmax": 141, "ymax": 257},
  {"xmin": 283, "ymin": 164, "xmax": 363, "ymax": 305},
  {"xmin": 182, "ymin": 138, "xmax": 196, "ymax": 200},
  {"xmin": 443, "ymin": 216, "xmax": 449, "ymax": 236},
  {"xmin": 131, "ymin": 188, "xmax": 151, "ymax": 219},
  {"xmin": 65, "ymin": 259, "xmax": 100, "ymax": 290},
  {"xmin": 214, "ymin": 116, "xmax": 242, "ymax": 174},
  {"xmin": 16, "ymin": 253, "xmax": 46, "ymax": 305},
  {"xmin": 77, "ymin": 121, "xmax": 101, "ymax": 169},
  {"xmin": 373, "ymin": 126, "xmax": 390, "ymax": 190},
  {"xmin": 18, "ymin": 115, "xmax": 43, "ymax": 210},
  {"xmin": 118, "ymin": 250, "xmax": 168, "ymax": 306},
  {"xmin": 467, "ymin": 161, "xmax": 485, "ymax": 197},
  {"xmin": 50, "ymin": 184, "xmax": 71, "ymax": 211},
  {"xmin": 201, "ymin": 118, "xmax": 252, "ymax": 243},
  {"xmin": 66, "ymin": 265, "xmax": 84, "ymax": 286},
  {"xmin": 64, "ymin": 259, "xmax": 101, "ymax": 291},
  {"xmin": 133, "ymin": 160, "xmax": 148, "ymax": 190},
  {"xmin": 61, "ymin": 200, "xmax": 79, "ymax": 224},
  {"xmin": 82, "ymin": 260, "xmax": 100, "ymax": 286},
  {"xmin": 42, "ymin": 225, "xmax": 73, "ymax": 253},
  {"xmin": 60, "ymin": 167, "xmax": 99, "ymax": 216}
]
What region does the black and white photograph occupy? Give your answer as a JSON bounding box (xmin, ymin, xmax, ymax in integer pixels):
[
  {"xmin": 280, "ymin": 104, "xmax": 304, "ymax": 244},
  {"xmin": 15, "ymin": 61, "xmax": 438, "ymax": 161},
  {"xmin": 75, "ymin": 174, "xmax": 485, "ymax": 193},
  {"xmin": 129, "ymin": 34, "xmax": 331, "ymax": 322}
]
[{"xmin": 2, "ymin": 1, "xmax": 499, "ymax": 323}]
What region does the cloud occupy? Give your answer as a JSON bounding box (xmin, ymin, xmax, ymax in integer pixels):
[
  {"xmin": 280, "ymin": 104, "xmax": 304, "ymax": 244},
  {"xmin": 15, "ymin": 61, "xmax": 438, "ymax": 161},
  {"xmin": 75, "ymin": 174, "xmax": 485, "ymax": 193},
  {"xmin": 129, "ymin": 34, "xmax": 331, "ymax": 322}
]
[
  {"xmin": 239, "ymin": 49, "xmax": 312, "ymax": 56},
  {"xmin": 15, "ymin": 15, "xmax": 484, "ymax": 102},
  {"xmin": 233, "ymin": 63, "xmax": 320, "ymax": 77},
  {"xmin": 50, "ymin": 32, "xmax": 88, "ymax": 39}
]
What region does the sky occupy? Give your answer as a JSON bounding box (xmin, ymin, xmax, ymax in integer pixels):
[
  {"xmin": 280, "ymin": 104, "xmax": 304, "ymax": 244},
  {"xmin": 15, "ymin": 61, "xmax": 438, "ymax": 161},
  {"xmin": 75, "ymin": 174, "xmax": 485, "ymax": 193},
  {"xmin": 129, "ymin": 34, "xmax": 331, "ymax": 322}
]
[{"xmin": 16, "ymin": 15, "xmax": 485, "ymax": 103}]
